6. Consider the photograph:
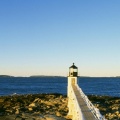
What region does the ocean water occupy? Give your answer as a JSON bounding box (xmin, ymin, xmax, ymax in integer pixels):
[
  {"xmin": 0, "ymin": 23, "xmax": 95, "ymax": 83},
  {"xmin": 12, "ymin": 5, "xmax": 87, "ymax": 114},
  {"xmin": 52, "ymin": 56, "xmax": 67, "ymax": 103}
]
[{"xmin": 0, "ymin": 77, "xmax": 120, "ymax": 97}]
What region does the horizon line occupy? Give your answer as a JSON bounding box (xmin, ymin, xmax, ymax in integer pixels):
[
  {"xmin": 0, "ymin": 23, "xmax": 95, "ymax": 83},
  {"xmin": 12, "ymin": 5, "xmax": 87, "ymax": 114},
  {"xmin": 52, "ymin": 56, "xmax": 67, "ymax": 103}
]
[{"xmin": 0, "ymin": 74, "xmax": 120, "ymax": 78}]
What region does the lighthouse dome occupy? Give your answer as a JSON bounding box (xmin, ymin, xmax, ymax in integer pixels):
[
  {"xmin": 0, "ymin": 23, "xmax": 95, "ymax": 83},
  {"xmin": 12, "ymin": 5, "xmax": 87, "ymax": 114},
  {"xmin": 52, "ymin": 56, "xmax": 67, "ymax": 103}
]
[{"xmin": 69, "ymin": 63, "xmax": 78, "ymax": 69}]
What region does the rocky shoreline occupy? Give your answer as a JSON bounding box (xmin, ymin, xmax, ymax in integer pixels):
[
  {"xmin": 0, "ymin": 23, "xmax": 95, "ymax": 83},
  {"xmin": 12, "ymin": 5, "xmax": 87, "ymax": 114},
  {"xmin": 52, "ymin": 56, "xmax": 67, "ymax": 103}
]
[
  {"xmin": 0, "ymin": 94, "xmax": 120, "ymax": 120},
  {"xmin": 88, "ymin": 95, "xmax": 120, "ymax": 120}
]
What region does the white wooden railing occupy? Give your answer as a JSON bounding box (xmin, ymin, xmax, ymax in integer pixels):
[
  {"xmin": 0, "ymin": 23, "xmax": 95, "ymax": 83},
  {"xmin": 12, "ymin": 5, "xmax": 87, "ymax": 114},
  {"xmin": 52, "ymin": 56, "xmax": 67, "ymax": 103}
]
[{"xmin": 75, "ymin": 84, "xmax": 106, "ymax": 120}]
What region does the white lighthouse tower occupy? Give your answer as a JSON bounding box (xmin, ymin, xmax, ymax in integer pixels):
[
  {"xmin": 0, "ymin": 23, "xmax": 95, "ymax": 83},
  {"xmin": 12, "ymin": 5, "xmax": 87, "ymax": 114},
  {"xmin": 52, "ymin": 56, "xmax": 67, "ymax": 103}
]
[{"xmin": 67, "ymin": 63, "xmax": 78, "ymax": 116}]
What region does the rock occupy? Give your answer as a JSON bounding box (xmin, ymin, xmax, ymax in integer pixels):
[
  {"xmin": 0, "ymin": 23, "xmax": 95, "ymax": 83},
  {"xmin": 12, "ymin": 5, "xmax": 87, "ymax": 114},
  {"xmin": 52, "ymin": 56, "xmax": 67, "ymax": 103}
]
[
  {"xmin": 33, "ymin": 98, "xmax": 40, "ymax": 103},
  {"xmin": 29, "ymin": 103, "xmax": 36, "ymax": 107},
  {"xmin": 0, "ymin": 98, "xmax": 4, "ymax": 103},
  {"xmin": 56, "ymin": 111, "xmax": 61, "ymax": 116},
  {"xmin": 112, "ymin": 106, "xmax": 119, "ymax": 110},
  {"xmin": 5, "ymin": 109, "xmax": 13, "ymax": 114},
  {"xmin": 118, "ymin": 114, "xmax": 120, "ymax": 118},
  {"xmin": 28, "ymin": 107, "xmax": 33, "ymax": 111},
  {"xmin": 44, "ymin": 101, "xmax": 54, "ymax": 106},
  {"xmin": 45, "ymin": 114, "xmax": 66, "ymax": 120},
  {"xmin": 115, "ymin": 111, "xmax": 119, "ymax": 115},
  {"xmin": 65, "ymin": 115, "xmax": 72, "ymax": 120},
  {"xmin": 15, "ymin": 108, "xmax": 20, "ymax": 114}
]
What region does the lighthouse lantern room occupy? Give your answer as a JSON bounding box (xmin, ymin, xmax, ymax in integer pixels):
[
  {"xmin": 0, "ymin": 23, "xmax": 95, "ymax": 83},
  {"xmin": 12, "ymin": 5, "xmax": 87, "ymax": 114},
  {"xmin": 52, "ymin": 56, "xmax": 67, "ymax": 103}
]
[{"xmin": 69, "ymin": 63, "xmax": 78, "ymax": 77}]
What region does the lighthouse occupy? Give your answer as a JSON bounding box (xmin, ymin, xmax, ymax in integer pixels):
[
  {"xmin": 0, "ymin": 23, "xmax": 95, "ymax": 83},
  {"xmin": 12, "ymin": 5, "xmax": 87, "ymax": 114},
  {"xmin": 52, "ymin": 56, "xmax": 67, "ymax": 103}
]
[
  {"xmin": 67, "ymin": 63, "xmax": 78, "ymax": 116},
  {"xmin": 68, "ymin": 63, "xmax": 78, "ymax": 96}
]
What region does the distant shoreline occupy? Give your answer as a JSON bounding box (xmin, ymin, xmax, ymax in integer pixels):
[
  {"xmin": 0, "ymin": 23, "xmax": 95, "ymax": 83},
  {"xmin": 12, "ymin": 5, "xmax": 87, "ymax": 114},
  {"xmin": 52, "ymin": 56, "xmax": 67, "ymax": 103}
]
[
  {"xmin": 0, "ymin": 75, "xmax": 120, "ymax": 78},
  {"xmin": 0, "ymin": 75, "xmax": 66, "ymax": 78}
]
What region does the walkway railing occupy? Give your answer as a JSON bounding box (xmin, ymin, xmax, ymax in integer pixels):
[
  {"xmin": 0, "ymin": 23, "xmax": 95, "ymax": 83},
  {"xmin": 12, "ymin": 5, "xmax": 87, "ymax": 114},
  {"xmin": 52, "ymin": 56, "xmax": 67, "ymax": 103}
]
[{"xmin": 76, "ymin": 84, "xmax": 106, "ymax": 120}]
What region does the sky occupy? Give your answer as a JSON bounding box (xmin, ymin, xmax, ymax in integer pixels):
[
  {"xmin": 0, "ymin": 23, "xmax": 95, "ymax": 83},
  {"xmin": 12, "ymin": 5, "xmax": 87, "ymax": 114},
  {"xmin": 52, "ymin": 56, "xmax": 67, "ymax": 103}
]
[{"xmin": 0, "ymin": 0, "xmax": 120, "ymax": 77}]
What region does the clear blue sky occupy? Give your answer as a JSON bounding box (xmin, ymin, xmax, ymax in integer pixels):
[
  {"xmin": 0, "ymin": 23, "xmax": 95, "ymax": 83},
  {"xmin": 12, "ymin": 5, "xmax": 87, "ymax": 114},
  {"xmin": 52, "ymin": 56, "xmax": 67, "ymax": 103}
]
[{"xmin": 0, "ymin": 0, "xmax": 120, "ymax": 77}]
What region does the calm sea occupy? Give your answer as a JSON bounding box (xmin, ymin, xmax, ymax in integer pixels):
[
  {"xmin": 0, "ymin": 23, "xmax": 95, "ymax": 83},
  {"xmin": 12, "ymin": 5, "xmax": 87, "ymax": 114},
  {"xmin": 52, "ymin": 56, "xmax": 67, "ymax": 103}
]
[{"xmin": 0, "ymin": 77, "xmax": 120, "ymax": 97}]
